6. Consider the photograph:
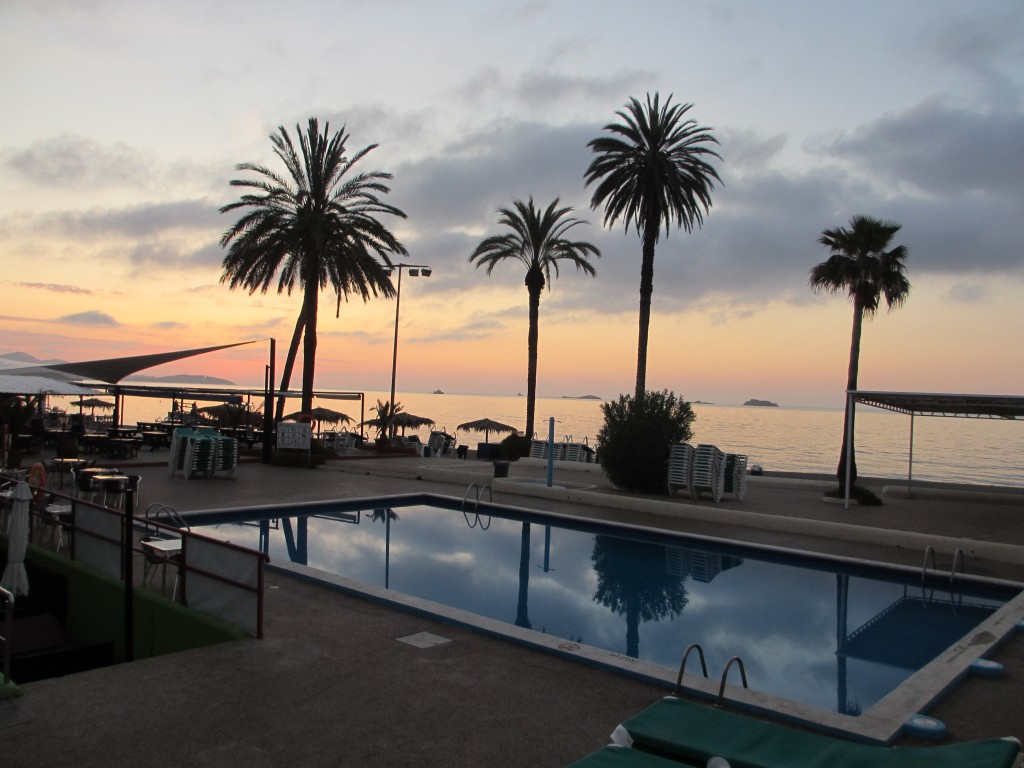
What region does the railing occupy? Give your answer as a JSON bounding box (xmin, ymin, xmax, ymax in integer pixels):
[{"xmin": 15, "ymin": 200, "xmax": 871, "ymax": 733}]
[
  {"xmin": 31, "ymin": 487, "xmax": 268, "ymax": 638},
  {"xmin": 1, "ymin": 585, "xmax": 13, "ymax": 687}
]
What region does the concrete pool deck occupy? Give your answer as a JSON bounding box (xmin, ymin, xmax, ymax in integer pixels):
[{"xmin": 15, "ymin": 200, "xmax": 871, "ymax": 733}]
[{"xmin": 3, "ymin": 451, "xmax": 1024, "ymax": 766}]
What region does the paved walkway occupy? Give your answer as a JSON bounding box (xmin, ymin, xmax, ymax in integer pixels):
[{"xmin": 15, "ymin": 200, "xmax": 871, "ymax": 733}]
[{"xmin": 3, "ymin": 450, "xmax": 1023, "ymax": 766}]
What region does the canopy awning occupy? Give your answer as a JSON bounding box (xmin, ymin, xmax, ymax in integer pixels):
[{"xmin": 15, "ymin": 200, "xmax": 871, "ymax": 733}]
[
  {"xmin": 852, "ymin": 391, "xmax": 1024, "ymax": 420},
  {"xmin": 0, "ymin": 374, "xmax": 98, "ymax": 396},
  {"xmin": 0, "ymin": 340, "xmax": 261, "ymax": 384},
  {"xmin": 845, "ymin": 390, "xmax": 1023, "ymax": 508}
]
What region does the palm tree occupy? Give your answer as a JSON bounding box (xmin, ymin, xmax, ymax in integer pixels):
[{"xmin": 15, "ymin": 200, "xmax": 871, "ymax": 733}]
[
  {"xmin": 220, "ymin": 117, "xmax": 407, "ymax": 417},
  {"xmin": 810, "ymin": 215, "xmax": 910, "ymax": 490},
  {"xmin": 469, "ymin": 197, "xmax": 599, "ymax": 439},
  {"xmin": 585, "ymin": 93, "xmax": 721, "ymax": 400}
]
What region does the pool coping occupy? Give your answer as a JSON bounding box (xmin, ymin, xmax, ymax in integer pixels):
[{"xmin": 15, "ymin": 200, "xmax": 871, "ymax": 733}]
[{"xmin": 187, "ymin": 491, "xmax": 1024, "ymax": 745}]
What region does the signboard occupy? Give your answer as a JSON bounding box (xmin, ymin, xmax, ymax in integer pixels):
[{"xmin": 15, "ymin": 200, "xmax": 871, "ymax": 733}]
[{"xmin": 276, "ymin": 422, "xmax": 312, "ymax": 450}]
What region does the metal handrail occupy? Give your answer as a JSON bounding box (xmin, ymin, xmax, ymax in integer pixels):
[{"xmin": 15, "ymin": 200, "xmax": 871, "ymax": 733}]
[
  {"xmin": 675, "ymin": 643, "xmax": 709, "ymax": 694},
  {"xmin": 716, "ymin": 656, "xmax": 749, "ymax": 707},
  {"xmin": 922, "ymin": 546, "xmax": 936, "ymax": 583},
  {"xmin": 951, "ymin": 548, "xmax": 964, "ymax": 586}
]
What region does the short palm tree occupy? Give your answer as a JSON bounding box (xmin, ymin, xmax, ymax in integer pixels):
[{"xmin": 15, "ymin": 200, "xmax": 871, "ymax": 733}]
[
  {"xmin": 585, "ymin": 93, "xmax": 721, "ymax": 400},
  {"xmin": 810, "ymin": 214, "xmax": 911, "ymax": 491},
  {"xmin": 469, "ymin": 197, "xmax": 599, "ymax": 439},
  {"xmin": 220, "ymin": 118, "xmax": 407, "ymax": 417}
]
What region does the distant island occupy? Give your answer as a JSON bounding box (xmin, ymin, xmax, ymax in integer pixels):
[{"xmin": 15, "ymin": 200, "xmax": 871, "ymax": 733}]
[
  {"xmin": 562, "ymin": 394, "xmax": 602, "ymax": 400},
  {"xmin": 126, "ymin": 374, "xmax": 234, "ymax": 385},
  {"xmin": 744, "ymin": 398, "xmax": 779, "ymax": 407}
]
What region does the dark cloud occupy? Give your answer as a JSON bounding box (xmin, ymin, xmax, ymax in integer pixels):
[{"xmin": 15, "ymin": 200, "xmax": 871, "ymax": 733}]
[
  {"xmin": 9, "ymin": 93, "xmax": 1021, "ymax": 321},
  {"xmin": 824, "ymin": 100, "xmax": 1024, "ymax": 197},
  {"xmin": 56, "ymin": 310, "xmax": 119, "ymax": 326}
]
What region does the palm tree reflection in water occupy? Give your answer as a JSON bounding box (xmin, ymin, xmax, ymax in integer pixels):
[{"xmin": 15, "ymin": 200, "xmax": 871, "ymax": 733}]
[
  {"xmin": 370, "ymin": 508, "xmax": 399, "ymax": 588},
  {"xmin": 592, "ymin": 535, "xmax": 689, "ymax": 659}
]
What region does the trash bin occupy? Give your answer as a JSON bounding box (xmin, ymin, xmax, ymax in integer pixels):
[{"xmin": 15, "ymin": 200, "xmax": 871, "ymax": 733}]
[
  {"xmin": 457, "ymin": 445, "xmax": 468, "ymax": 460},
  {"xmin": 422, "ymin": 446, "xmax": 431, "ymax": 458},
  {"xmin": 493, "ymin": 460, "xmax": 510, "ymax": 478}
]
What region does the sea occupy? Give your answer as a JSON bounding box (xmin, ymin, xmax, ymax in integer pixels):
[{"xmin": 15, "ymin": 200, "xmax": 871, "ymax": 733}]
[{"xmin": 50, "ymin": 388, "xmax": 1023, "ymax": 488}]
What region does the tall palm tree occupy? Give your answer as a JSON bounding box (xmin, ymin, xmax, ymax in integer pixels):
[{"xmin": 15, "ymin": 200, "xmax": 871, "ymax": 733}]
[
  {"xmin": 469, "ymin": 197, "xmax": 599, "ymax": 439},
  {"xmin": 220, "ymin": 117, "xmax": 407, "ymax": 416},
  {"xmin": 810, "ymin": 215, "xmax": 910, "ymax": 490},
  {"xmin": 585, "ymin": 93, "xmax": 721, "ymax": 400}
]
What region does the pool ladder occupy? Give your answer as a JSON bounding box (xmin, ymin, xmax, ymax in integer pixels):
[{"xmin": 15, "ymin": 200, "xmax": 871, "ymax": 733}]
[
  {"xmin": 922, "ymin": 546, "xmax": 965, "ymax": 587},
  {"xmin": 462, "ymin": 483, "xmax": 492, "ymax": 529},
  {"xmin": 675, "ymin": 643, "xmax": 748, "ymax": 707}
]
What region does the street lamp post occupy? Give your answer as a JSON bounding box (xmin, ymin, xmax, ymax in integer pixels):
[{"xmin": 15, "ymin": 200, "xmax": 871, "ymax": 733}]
[{"xmin": 388, "ymin": 263, "xmax": 432, "ymax": 440}]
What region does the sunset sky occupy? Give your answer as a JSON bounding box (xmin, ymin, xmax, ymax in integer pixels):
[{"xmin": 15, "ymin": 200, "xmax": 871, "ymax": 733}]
[{"xmin": 2, "ymin": 1, "xmax": 1022, "ymax": 408}]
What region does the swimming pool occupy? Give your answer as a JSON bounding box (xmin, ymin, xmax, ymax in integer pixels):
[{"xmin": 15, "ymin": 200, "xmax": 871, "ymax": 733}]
[{"xmin": 185, "ymin": 493, "xmax": 1023, "ymax": 740}]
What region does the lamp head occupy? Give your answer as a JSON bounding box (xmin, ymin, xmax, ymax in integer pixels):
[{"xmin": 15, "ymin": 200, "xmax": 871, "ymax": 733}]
[
  {"xmin": 421, "ymin": 267, "xmax": 432, "ymax": 277},
  {"xmin": 408, "ymin": 268, "xmax": 419, "ymax": 277}
]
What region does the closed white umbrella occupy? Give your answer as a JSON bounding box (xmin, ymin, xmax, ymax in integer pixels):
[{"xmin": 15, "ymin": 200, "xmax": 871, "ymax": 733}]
[{"xmin": 1, "ymin": 481, "xmax": 32, "ymax": 596}]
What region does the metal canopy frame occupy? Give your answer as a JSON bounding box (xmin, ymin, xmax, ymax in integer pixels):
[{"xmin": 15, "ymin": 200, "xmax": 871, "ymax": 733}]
[{"xmin": 844, "ymin": 390, "xmax": 1024, "ymax": 508}]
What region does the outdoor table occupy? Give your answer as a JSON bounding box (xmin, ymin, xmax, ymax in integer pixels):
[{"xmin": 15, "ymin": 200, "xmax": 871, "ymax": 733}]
[
  {"xmin": 106, "ymin": 438, "xmax": 139, "ymax": 459},
  {"xmin": 50, "ymin": 458, "xmax": 85, "ymax": 490},
  {"xmin": 35, "ymin": 503, "xmax": 73, "ymax": 551},
  {"xmin": 141, "ymin": 536, "xmax": 183, "ymax": 597},
  {"xmin": 80, "ymin": 433, "xmax": 106, "ymax": 453},
  {"xmin": 140, "ymin": 431, "xmax": 171, "ymax": 450}
]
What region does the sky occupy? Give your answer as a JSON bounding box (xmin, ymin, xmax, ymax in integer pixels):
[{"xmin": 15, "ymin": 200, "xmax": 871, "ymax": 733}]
[{"xmin": 1, "ymin": 0, "xmax": 1022, "ymax": 408}]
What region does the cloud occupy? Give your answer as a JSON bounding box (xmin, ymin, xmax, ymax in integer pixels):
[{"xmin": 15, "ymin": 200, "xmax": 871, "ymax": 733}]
[
  {"xmin": 824, "ymin": 99, "xmax": 1024, "ymax": 198},
  {"xmin": 924, "ymin": 5, "xmax": 1024, "ymax": 109},
  {"xmin": 943, "ymin": 282, "xmax": 989, "ymax": 304},
  {"xmin": 56, "ymin": 310, "xmax": 119, "ymax": 326},
  {"xmin": 15, "ymin": 282, "xmax": 93, "ymax": 295},
  {"xmin": 4, "ymin": 134, "xmax": 152, "ymax": 189},
  {"xmin": 2, "ymin": 133, "xmax": 223, "ymax": 194}
]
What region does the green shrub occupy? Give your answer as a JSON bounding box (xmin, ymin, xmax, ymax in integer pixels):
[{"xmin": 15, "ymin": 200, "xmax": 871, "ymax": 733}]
[
  {"xmin": 501, "ymin": 433, "xmax": 532, "ymax": 461},
  {"xmin": 597, "ymin": 390, "xmax": 695, "ymax": 493}
]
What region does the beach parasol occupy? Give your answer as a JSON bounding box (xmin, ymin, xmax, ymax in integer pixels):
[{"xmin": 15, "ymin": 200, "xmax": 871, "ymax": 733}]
[
  {"xmin": 284, "ymin": 406, "xmax": 352, "ymax": 436},
  {"xmin": 456, "ymin": 417, "xmax": 518, "ymax": 443},
  {"xmin": 1, "ymin": 481, "xmax": 33, "ymax": 596}
]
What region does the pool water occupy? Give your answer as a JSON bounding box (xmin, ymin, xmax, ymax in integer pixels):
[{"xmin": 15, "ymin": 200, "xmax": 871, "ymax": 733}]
[{"xmin": 187, "ymin": 496, "xmax": 1018, "ymax": 716}]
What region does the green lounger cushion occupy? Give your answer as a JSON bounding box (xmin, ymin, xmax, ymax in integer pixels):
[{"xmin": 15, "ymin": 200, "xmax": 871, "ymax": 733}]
[
  {"xmin": 566, "ymin": 744, "xmax": 690, "ymax": 768},
  {"xmin": 617, "ymin": 697, "xmax": 1021, "ymax": 768}
]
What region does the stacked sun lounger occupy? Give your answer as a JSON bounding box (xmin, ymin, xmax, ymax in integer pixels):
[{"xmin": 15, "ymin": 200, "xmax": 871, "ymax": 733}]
[
  {"xmin": 667, "ymin": 443, "xmax": 695, "ymax": 497},
  {"xmin": 722, "ymin": 453, "xmax": 747, "ymax": 501},
  {"xmin": 428, "ymin": 431, "xmax": 456, "ymax": 457},
  {"xmin": 567, "ymin": 696, "xmax": 1022, "ymax": 768},
  {"xmin": 690, "ymin": 444, "xmax": 725, "ymax": 502},
  {"xmin": 530, "ymin": 440, "xmax": 548, "ymax": 459},
  {"xmin": 169, "ymin": 427, "xmax": 236, "ymax": 478}
]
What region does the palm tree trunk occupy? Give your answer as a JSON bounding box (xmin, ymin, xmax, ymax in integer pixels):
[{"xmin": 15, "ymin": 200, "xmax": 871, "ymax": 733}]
[
  {"xmin": 300, "ymin": 282, "xmax": 319, "ymax": 416},
  {"xmin": 275, "ymin": 313, "xmax": 306, "ymax": 422},
  {"xmin": 837, "ymin": 302, "xmax": 863, "ymax": 489},
  {"xmin": 635, "ymin": 214, "xmax": 659, "ymax": 400},
  {"xmin": 525, "ymin": 274, "xmax": 543, "ymax": 439}
]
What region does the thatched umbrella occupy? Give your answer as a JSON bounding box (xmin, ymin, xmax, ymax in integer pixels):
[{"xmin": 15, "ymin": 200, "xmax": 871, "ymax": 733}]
[
  {"xmin": 284, "ymin": 406, "xmax": 352, "ymax": 436},
  {"xmin": 391, "ymin": 412, "xmax": 435, "ymax": 436},
  {"xmin": 456, "ymin": 417, "xmax": 518, "ymax": 443},
  {"xmin": 77, "ymin": 396, "xmax": 114, "ymax": 424}
]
